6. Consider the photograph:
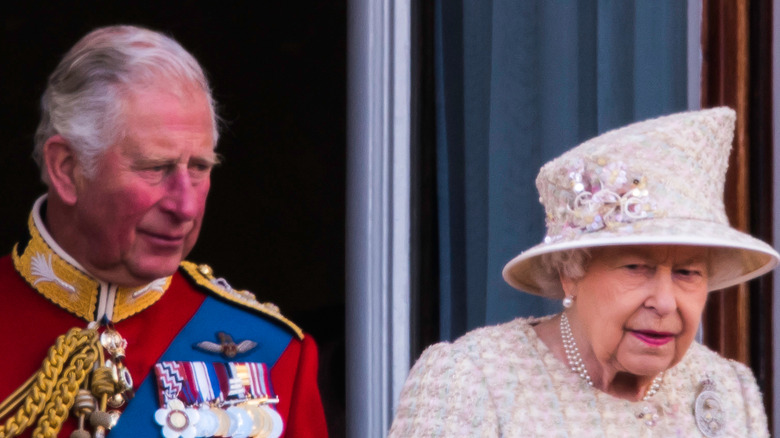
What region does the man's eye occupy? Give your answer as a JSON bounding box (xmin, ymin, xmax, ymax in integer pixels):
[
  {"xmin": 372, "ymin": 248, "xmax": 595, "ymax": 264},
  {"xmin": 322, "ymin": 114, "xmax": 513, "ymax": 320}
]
[
  {"xmin": 137, "ymin": 165, "xmax": 170, "ymax": 183},
  {"xmin": 139, "ymin": 163, "xmax": 171, "ymax": 173},
  {"xmin": 189, "ymin": 163, "xmax": 213, "ymax": 178},
  {"xmin": 190, "ymin": 164, "xmax": 211, "ymax": 172}
]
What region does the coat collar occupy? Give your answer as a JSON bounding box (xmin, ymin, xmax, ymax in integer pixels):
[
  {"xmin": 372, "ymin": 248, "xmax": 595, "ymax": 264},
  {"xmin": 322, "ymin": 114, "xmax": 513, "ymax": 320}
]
[{"xmin": 12, "ymin": 195, "xmax": 172, "ymax": 323}]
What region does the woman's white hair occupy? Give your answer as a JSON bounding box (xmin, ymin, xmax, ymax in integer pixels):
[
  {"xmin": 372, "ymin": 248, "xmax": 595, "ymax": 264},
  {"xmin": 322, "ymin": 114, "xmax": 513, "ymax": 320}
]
[
  {"xmin": 539, "ymin": 248, "xmax": 592, "ymax": 287},
  {"xmin": 33, "ymin": 25, "xmax": 219, "ymax": 182}
]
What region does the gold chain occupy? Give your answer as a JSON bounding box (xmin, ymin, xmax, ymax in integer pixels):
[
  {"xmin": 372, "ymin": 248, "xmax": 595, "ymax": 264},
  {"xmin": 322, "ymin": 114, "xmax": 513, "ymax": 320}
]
[{"xmin": 0, "ymin": 327, "xmax": 102, "ymax": 438}]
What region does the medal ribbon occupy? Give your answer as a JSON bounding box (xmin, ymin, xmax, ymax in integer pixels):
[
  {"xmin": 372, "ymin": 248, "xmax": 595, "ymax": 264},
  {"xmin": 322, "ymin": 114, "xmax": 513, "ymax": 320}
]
[
  {"xmin": 155, "ymin": 361, "xmax": 276, "ymax": 407},
  {"xmin": 153, "ymin": 361, "xmax": 282, "ymax": 438}
]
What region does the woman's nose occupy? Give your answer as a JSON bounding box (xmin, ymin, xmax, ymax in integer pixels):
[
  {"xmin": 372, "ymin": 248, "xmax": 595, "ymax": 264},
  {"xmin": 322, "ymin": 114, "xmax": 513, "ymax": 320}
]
[{"xmin": 644, "ymin": 271, "xmax": 677, "ymax": 315}]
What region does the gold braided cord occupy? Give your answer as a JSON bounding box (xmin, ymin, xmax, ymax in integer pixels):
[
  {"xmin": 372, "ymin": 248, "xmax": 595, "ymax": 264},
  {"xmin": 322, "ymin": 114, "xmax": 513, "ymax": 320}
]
[
  {"xmin": 0, "ymin": 339, "xmax": 71, "ymax": 437},
  {"xmin": 0, "ymin": 375, "xmax": 36, "ymax": 423},
  {"xmin": 0, "ymin": 328, "xmax": 101, "ymax": 438},
  {"xmin": 32, "ymin": 346, "xmax": 100, "ymax": 438},
  {"xmin": 89, "ymin": 368, "xmax": 115, "ymax": 403}
]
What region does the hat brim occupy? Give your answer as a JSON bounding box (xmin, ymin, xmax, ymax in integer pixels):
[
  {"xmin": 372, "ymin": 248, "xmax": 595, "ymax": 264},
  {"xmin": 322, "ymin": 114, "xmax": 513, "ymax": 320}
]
[{"xmin": 502, "ymin": 218, "xmax": 780, "ymax": 298}]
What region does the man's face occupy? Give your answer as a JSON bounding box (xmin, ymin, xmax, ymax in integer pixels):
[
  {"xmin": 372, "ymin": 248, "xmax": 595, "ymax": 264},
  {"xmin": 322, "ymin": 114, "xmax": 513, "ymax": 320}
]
[{"xmin": 69, "ymin": 85, "xmax": 216, "ymax": 286}]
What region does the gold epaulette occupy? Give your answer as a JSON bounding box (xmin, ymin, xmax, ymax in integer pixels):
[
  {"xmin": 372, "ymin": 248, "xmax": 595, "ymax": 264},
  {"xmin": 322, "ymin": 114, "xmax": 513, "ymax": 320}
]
[{"xmin": 179, "ymin": 261, "xmax": 304, "ymax": 340}]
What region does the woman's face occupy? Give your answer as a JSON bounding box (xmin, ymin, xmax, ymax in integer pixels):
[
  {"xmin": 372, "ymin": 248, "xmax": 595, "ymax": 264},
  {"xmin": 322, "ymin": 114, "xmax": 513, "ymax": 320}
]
[{"xmin": 561, "ymin": 245, "xmax": 709, "ymax": 378}]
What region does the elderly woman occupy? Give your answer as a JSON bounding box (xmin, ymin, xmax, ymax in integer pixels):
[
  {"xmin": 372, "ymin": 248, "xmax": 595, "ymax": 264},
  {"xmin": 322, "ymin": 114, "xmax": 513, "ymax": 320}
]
[{"xmin": 388, "ymin": 107, "xmax": 779, "ymax": 437}]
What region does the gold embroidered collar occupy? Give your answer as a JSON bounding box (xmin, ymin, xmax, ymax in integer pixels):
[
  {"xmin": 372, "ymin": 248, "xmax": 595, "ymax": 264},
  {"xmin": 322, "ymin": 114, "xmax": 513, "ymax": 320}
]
[{"xmin": 12, "ymin": 196, "xmax": 172, "ymax": 323}]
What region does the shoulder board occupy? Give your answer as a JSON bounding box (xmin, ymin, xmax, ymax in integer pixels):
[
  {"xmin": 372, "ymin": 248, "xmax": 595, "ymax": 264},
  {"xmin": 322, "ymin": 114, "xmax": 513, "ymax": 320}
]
[{"xmin": 179, "ymin": 261, "xmax": 304, "ymax": 340}]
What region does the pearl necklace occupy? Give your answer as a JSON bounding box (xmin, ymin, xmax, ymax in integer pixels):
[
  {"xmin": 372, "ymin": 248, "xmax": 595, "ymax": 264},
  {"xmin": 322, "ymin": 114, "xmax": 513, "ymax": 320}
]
[{"xmin": 560, "ymin": 313, "xmax": 663, "ymax": 401}]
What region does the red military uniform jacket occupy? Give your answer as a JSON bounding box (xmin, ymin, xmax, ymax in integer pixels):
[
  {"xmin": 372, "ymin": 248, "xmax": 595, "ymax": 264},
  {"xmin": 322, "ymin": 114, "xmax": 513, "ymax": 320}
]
[{"xmin": 0, "ymin": 198, "xmax": 328, "ymax": 437}]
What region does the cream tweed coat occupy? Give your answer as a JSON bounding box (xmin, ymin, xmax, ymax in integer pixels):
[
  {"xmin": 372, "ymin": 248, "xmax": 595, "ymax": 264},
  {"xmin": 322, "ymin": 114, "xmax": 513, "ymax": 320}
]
[{"xmin": 388, "ymin": 316, "xmax": 768, "ymax": 437}]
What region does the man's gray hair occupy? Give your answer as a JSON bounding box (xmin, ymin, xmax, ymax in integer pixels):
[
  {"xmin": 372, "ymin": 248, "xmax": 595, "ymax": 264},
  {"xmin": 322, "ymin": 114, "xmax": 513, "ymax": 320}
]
[{"xmin": 33, "ymin": 25, "xmax": 219, "ymax": 182}]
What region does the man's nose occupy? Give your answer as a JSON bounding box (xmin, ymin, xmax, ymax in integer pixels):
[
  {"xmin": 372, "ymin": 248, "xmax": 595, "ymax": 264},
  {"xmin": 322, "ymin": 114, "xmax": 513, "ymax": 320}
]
[{"xmin": 160, "ymin": 167, "xmax": 199, "ymax": 221}]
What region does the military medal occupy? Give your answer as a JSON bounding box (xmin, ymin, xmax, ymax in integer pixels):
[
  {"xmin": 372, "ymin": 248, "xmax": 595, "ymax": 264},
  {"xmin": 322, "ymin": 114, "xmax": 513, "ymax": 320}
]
[
  {"xmin": 194, "ymin": 406, "xmax": 220, "ymax": 436},
  {"xmin": 153, "ymin": 361, "xmax": 283, "ymax": 438},
  {"xmin": 226, "ymin": 406, "xmax": 254, "ymax": 437},
  {"xmin": 246, "ymin": 405, "xmax": 271, "ymax": 437},
  {"xmin": 154, "ymin": 399, "xmax": 200, "ymax": 438},
  {"xmin": 211, "ymin": 406, "xmax": 231, "ymax": 436},
  {"xmin": 262, "ymin": 405, "xmax": 284, "ymax": 438}
]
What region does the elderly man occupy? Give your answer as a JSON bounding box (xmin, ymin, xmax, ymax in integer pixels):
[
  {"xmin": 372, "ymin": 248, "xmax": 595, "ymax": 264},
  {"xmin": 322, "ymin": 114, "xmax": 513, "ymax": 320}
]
[{"xmin": 0, "ymin": 25, "xmax": 327, "ymax": 438}]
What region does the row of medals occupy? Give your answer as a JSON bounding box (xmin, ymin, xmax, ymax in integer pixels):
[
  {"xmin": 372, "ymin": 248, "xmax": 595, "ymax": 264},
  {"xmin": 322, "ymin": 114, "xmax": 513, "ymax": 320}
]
[
  {"xmin": 160, "ymin": 398, "xmax": 283, "ymax": 438},
  {"xmin": 101, "ymin": 325, "xmax": 283, "ymax": 438}
]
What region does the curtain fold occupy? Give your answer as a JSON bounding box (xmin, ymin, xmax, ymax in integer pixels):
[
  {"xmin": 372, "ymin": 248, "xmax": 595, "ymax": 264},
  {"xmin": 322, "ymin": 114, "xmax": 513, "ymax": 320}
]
[{"xmin": 436, "ymin": 0, "xmax": 689, "ymax": 341}]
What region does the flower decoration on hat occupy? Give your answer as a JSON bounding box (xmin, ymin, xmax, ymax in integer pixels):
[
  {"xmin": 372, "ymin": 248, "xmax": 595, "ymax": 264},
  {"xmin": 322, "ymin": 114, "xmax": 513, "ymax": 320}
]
[{"xmin": 545, "ymin": 158, "xmax": 655, "ymax": 243}]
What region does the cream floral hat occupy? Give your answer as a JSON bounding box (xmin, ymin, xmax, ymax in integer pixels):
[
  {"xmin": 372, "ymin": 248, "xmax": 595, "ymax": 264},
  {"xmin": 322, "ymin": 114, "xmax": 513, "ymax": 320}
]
[{"xmin": 502, "ymin": 107, "xmax": 779, "ymax": 298}]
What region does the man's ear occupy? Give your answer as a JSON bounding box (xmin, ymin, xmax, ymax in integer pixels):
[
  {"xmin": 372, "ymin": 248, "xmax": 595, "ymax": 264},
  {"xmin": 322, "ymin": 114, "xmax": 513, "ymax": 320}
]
[{"xmin": 43, "ymin": 135, "xmax": 80, "ymax": 205}]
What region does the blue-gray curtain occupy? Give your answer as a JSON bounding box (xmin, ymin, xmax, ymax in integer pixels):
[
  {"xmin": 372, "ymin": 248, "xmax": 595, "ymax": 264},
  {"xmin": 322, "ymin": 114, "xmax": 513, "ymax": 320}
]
[{"xmin": 436, "ymin": 0, "xmax": 689, "ymax": 341}]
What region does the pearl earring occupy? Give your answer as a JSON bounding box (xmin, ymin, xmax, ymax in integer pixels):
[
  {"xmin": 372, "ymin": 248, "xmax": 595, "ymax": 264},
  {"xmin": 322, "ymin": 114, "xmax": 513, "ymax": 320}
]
[{"xmin": 562, "ymin": 296, "xmax": 574, "ymax": 308}]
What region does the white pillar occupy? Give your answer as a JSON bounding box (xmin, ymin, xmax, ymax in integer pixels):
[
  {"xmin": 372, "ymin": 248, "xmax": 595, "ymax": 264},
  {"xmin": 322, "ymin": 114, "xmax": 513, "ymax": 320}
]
[
  {"xmin": 772, "ymin": 0, "xmax": 780, "ymax": 431},
  {"xmin": 346, "ymin": 0, "xmax": 412, "ymax": 436}
]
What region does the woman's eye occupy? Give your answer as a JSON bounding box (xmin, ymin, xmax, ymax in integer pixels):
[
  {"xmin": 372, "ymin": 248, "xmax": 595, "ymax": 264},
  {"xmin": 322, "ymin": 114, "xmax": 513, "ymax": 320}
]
[
  {"xmin": 676, "ymin": 268, "xmax": 703, "ymax": 278},
  {"xmin": 621, "ymin": 264, "xmax": 655, "ymax": 276}
]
